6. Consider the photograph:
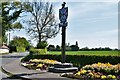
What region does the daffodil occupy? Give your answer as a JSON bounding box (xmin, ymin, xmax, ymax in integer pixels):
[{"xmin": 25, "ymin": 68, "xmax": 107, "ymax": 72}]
[
  {"xmin": 37, "ymin": 64, "xmax": 43, "ymax": 68},
  {"xmin": 107, "ymin": 62, "xmax": 111, "ymax": 66},
  {"xmin": 107, "ymin": 74, "xmax": 112, "ymax": 78},
  {"xmin": 89, "ymin": 72, "xmax": 93, "ymax": 76},
  {"xmin": 75, "ymin": 71, "xmax": 81, "ymax": 75},
  {"xmin": 81, "ymin": 70, "xmax": 87, "ymax": 74},
  {"xmin": 94, "ymin": 75, "xmax": 100, "ymax": 78},
  {"xmin": 111, "ymin": 75, "xmax": 116, "ymax": 79},
  {"xmin": 101, "ymin": 75, "xmax": 106, "ymax": 79}
]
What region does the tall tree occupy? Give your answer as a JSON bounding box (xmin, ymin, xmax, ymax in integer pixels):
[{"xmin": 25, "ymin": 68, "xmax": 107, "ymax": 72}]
[
  {"xmin": 0, "ymin": 1, "xmax": 24, "ymax": 43},
  {"xmin": 24, "ymin": 1, "xmax": 59, "ymax": 43},
  {"xmin": 75, "ymin": 41, "xmax": 78, "ymax": 46}
]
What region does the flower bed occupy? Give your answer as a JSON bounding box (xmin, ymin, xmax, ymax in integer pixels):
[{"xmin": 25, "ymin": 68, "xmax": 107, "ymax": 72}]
[
  {"xmin": 29, "ymin": 59, "xmax": 61, "ymax": 65},
  {"xmin": 21, "ymin": 59, "xmax": 61, "ymax": 70},
  {"xmin": 82, "ymin": 62, "xmax": 120, "ymax": 75},
  {"xmin": 61, "ymin": 62, "xmax": 120, "ymax": 79}
]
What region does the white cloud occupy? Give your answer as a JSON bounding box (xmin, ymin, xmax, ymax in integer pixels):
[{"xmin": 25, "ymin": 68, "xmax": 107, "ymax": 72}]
[{"xmin": 69, "ymin": 2, "xmax": 117, "ymax": 19}]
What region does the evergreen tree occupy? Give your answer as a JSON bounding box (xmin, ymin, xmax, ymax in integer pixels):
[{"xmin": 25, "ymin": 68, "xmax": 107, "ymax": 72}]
[{"xmin": 75, "ymin": 41, "xmax": 78, "ymax": 46}]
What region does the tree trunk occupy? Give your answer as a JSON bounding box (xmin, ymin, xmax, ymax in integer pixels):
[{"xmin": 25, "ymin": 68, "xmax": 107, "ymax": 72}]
[{"xmin": 39, "ymin": 33, "xmax": 41, "ymax": 43}]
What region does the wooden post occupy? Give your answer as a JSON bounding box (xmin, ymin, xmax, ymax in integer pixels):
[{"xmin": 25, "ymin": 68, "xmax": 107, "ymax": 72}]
[{"xmin": 62, "ymin": 25, "xmax": 66, "ymax": 63}]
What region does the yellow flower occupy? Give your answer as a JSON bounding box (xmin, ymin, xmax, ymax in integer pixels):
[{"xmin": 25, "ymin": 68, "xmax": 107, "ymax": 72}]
[
  {"xmin": 75, "ymin": 71, "xmax": 81, "ymax": 75},
  {"xmin": 98, "ymin": 62, "xmax": 101, "ymax": 65},
  {"xmin": 98, "ymin": 62, "xmax": 102, "ymax": 66},
  {"xmin": 89, "ymin": 72, "xmax": 93, "ymax": 76},
  {"xmin": 101, "ymin": 75, "xmax": 106, "ymax": 79},
  {"xmin": 81, "ymin": 70, "xmax": 87, "ymax": 74},
  {"xmin": 37, "ymin": 64, "xmax": 43, "ymax": 68},
  {"xmin": 112, "ymin": 75, "xmax": 116, "ymax": 79},
  {"xmin": 95, "ymin": 75, "xmax": 100, "ymax": 78},
  {"xmin": 106, "ymin": 62, "xmax": 111, "ymax": 67},
  {"xmin": 107, "ymin": 75, "xmax": 112, "ymax": 78}
]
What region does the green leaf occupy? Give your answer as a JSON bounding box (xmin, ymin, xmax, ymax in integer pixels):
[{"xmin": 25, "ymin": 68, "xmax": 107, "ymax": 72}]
[{"xmin": 12, "ymin": 22, "xmax": 22, "ymax": 29}]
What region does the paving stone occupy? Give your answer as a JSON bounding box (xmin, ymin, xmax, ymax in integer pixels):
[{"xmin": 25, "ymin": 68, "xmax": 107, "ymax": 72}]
[{"xmin": 1, "ymin": 59, "xmax": 75, "ymax": 80}]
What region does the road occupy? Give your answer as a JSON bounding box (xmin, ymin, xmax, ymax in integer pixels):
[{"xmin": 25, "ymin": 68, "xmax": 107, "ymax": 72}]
[{"xmin": 0, "ymin": 52, "xmax": 29, "ymax": 80}]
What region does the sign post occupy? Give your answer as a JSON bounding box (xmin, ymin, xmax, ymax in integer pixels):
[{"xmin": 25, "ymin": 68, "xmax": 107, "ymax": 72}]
[
  {"xmin": 59, "ymin": 2, "xmax": 68, "ymax": 63},
  {"xmin": 48, "ymin": 2, "xmax": 77, "ymax": 73}
]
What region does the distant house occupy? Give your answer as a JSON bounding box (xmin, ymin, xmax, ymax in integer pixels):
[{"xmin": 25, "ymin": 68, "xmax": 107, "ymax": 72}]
[
  {"xmin": 0, "ymin": 44, "xmax": 9, "ymax": 54},
  {"xmin": 1, "ymin": 45, "xmax": 9, "ymax": 49}
]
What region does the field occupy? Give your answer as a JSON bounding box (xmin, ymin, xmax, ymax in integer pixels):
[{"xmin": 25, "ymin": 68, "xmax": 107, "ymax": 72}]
[{"xmin": 47, "ymin": 51, "xmax": 119, "ymax": 56}]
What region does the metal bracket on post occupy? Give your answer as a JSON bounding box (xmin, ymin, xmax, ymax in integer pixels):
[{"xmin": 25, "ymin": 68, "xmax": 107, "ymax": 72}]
[{"xmin": 59, "ymin": 22, "xmax": 68, "ymax": 28}]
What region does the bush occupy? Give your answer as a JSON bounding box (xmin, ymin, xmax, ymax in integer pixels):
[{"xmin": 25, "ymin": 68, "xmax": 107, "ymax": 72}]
[
  {"xmin": 30, "ymin": 48, "xmax": 47, "ymax": 54},
  {"xmin": 37, "ymin": 41, "xmax": 48, "ymax": 49},
  {"xmin": 9, "ymin": 46, "xmax": 25, "ymax": 52},
  {"xmin": 22, "ymin": 54, "xmax": 120, "ymax": 67},
  {"xmin": 47, "ymin": 45, "xmax": 56, "ymax": 51},
  {"xmin": 9, "ymin": 46, "xmax": 17, "ymax": 53},
  {"xmin": 66, "ymin": 46, "xmax": 71, "ymax": 51},
  {"xmin": 56, "ymin": 45, "xmax": 61, "ymax": 51},
  {"xmin": 9, "ymin": 37, "xmax": 30, "ymax": 52},
  {"xmin": 70, "ymin": 45, "xmax": 79, "ymax": 51},
  {"xmin": 17, "ymin": 46, "xmax": 25, "ymax": 52}
]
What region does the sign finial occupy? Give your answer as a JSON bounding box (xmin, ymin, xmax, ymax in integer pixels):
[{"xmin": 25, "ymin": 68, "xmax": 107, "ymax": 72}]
[{"xmin": 62, "ymin": 2, "xmax": 66, "ymax": 8}]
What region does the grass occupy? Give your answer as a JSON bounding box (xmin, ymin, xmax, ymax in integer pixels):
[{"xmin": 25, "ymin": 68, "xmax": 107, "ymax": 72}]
[{"xmin": 47, "ymin": 51, "xmax": 119, "ymax": 56}]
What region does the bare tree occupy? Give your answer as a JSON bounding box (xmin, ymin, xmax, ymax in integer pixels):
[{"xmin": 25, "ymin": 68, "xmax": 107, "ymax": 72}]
[{"xmin": 24, "ymin": 1, "xmax": 59, "ymax": 43}]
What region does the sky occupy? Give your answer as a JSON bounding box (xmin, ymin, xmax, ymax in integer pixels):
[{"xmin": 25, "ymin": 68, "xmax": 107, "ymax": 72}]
[{"xmin": 8, "ymin": 0, "xmax": 119, "ymax": 49}]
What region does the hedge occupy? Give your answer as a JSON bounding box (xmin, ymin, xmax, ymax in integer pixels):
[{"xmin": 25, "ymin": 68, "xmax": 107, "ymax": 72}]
[
  {"xmin": 30, "ymin": 48, "xmax": 47, "ymax": 54},
  {"xmin": 9, "ymin": 46, "xmax": 17, "ymax": 53},
  {"xmin": 22, "ymin": 54, "xmax": 120, "ymax": 67},
  {"xmin": 17, "ymin": 47, "xmax": 25, "ymax": 52}
]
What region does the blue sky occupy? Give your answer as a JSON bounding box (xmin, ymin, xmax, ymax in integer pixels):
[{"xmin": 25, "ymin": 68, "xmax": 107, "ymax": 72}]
[{"xmin": 8, "ymin": 1, "xmax": 118, "ymax": 49}]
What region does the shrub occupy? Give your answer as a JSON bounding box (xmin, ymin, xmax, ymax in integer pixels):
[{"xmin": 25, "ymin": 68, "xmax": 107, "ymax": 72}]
[
  {"xmin": 66, "ymin": 46, "xmax": 71, "ymax": 51},
  {"xmin": 9, "ymin": 46, "xmax": 25, "ymax": 52},
  {"xmin": 37, "ymin": 41, "xmax": 48, "ymax": 49},
  {"xmin": 47, "ymin": 45, "xmax": 56, "ymax": 51},
  {"xmin": 22, "ymin": 54, "xmax": 120, "ymax": 67},
  {"xmin": 30, "ymin": 48, "xmax": 47, "ymax": 54},
  {"xmin": 9, "ymin": 37, "xmax": 30, "ymax": 52},
  {"xmin": 9, "ymin": 46, "xmax": 17, "ymax": 53},
  {"xmin": 17, "ymin": 46, "xmax": 25, "ymax": 52},
  {"xmin": 56, "ymin": 45, "xmax": 61, "ymax": 51},
  {"xmin": 70, "ymin": 45, "xmax": 79, "ymax": 51}
]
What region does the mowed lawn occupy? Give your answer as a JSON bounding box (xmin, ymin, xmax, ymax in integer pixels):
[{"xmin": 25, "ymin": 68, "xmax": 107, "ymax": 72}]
[{"xmin": 47, "ymin": 51, "xmax": 119, "ymax": 56}]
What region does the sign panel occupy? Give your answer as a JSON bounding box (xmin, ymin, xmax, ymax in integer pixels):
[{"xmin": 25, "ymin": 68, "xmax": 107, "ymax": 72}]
[{"xmin": 59, "ymin": 7, "xmax": 68, "ymax": 23}]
